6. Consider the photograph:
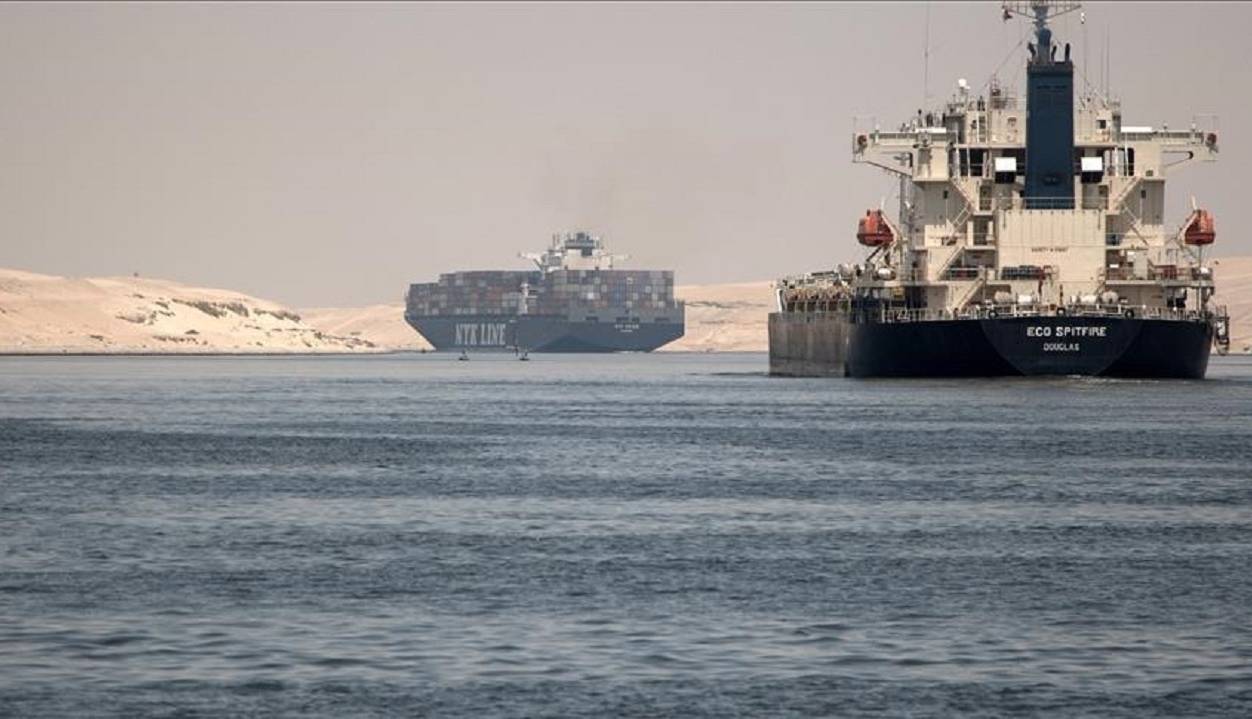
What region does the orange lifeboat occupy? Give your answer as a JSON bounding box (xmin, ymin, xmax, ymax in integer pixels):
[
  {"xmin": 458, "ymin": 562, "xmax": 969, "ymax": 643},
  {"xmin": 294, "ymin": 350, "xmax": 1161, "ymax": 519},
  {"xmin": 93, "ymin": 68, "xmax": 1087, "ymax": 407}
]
[
  {"xmin": 856, "ymin": 209, "xmax": 894, "ymax": 247},
  {"xmin": 1183, "ymin": 209, "xmax": 1216, "ymax": 246}
]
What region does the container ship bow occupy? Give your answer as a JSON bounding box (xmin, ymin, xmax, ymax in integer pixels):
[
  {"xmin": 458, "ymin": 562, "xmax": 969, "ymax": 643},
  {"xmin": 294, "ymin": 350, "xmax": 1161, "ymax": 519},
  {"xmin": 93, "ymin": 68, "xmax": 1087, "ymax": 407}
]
[
  {"xmin": 769, "ymin": 1, "xmax": 1231, "ymax": 378},
  {"xmin": 406, "ymin": 232, "xmax": 685, "ymax": 353}
]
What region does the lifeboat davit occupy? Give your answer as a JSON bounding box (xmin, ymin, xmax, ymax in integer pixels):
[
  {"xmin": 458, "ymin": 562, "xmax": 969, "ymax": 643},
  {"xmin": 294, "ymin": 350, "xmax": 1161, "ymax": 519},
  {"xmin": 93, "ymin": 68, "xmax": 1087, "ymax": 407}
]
[
  {"xmin": 856, "ymin": 209, "xmax": 894, "ymax": 247},
  {"xmin": 1183, "ymin": 209, "xmax": 1216, "ymax": 246}
]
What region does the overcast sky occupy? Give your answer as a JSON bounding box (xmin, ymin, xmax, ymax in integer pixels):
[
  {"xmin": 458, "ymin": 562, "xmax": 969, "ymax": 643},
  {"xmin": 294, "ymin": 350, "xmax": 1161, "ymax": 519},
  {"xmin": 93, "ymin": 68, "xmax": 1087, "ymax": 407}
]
[{"xmin": 1, "ymin": 2, "xmax": 1247, "ymax": 306}]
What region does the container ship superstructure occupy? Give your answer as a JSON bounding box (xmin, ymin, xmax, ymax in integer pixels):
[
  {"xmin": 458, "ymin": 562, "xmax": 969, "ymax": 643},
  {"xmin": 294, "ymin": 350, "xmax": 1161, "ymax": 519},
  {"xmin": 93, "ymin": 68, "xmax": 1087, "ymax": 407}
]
[
  {"xmin": 405, "ymin": 232, "xmax": 685, "ymax": 352},
  {"xmin": 769, "ymin": 1, "xmax": 1231, "ymax": 378}
]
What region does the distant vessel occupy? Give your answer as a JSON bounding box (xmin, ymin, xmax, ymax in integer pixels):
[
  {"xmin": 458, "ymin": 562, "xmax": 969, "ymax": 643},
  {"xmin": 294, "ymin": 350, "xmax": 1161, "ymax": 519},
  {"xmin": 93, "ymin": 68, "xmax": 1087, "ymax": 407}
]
[
  {"xmin": 405, "ymin": 232, "xmax": 685, "ymax": 352},
  {"xmin": 769, "ymin": 0, "xmax": 1230, "ymax": 378}
]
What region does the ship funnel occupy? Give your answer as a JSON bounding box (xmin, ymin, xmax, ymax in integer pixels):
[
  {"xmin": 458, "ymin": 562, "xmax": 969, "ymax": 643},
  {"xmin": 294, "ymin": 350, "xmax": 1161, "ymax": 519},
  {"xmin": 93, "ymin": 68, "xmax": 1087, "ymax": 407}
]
[{"xmin": 1002, "ymin": 2, "xmax": 1083, "ymax": 209}]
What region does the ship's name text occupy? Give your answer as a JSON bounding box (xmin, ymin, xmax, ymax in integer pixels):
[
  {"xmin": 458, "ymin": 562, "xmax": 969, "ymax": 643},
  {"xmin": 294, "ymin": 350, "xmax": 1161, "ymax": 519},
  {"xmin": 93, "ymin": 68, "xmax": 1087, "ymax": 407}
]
[
  {"xmin": 1026, "ymin": 325, "xmax": 1107, "ymax": 338},
  {"xmin": 455, "ymin": 322, "xmax": 508, "ymax": 346}
]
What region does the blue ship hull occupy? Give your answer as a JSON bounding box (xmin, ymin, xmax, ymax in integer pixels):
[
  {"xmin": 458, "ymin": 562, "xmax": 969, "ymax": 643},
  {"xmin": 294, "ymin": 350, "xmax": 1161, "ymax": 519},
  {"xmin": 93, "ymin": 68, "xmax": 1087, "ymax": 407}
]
[
  {"xmin": 769, "ymin": 313, "xmax": 1214, "ymax": 378},
  {"xmin": 407, "ymin": 314, "xmax": 684, "ymax": 353}
]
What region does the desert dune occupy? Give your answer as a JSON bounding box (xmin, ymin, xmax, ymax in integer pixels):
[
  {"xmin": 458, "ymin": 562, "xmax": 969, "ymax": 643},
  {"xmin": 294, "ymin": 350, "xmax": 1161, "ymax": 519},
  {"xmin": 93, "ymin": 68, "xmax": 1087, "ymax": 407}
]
[
  {"xmin": 1213, "ymin": 256, "xmax": 1252, "ymax": 353},
  {"xmin": 0, "ymin": 268, "xmax": 373, "ymax": 353},
  {"xmin": 300, "ymin": 305, "xmax": 432, "ymax": 351},
  {"xmin": 660, "ymin": 282, "xmax": 774, "ymax": 352}
]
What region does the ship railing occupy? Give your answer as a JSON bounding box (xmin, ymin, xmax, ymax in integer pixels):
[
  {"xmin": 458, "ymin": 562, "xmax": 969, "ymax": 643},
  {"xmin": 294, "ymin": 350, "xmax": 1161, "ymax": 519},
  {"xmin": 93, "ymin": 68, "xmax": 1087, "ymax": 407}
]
[
  {"xmin": 873, "ymin": 304, "xmax": 1219, "ymax": 324},
  {"xmin": 1105, "ymin": 266, "xmax": 1213, "ymax": 282},
  {"xmin": 985, "ymin": 196, "xmax": 1110, "ymax": 212}
]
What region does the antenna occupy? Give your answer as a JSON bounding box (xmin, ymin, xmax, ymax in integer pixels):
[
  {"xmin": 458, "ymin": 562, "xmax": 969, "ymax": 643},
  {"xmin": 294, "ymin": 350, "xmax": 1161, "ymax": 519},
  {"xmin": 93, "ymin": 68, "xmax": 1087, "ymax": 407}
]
[
  {"xmin": 1001, "ymin": 1, "xmax": 1082, "ymax": 61},
  {"xmin": 1102, "ymin": 24, "xmax": 1109, "ymax": 99},
  {"xmin": 1081, "ymin": 10, "xmax": 1087, "ymax": 98},
  {"xmin": 1000, "ymin": 1, "xmax": 1082, "ymax": 26},
  {"xmin": 923, "ymin": 2, "xmax": 931, "ymax": 111}
]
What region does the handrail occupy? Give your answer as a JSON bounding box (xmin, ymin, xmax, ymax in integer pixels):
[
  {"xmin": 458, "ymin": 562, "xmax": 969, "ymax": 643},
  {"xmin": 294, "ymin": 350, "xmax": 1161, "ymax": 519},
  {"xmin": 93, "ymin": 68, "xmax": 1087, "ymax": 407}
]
[
  {"xmin": 949, "ymin": 179, "xmax": 978, "ymax": 230},
  {"xmin": 985, "ymin": 196, "xmax": 1110, "ymax": 211},
  {"xmin": 868, "ymin": 303, "xmax": 1222, "ymax": 324},
  {"xmin": 934, "ymin": 245, "xmax": 966, "ymax": 282},
  {"xmin": 1105, "ymin": 266, "xmax": 1213, "ymax": 282},
  {"xmin": 952, "ymin": 275, "xmax": 987, "ymax": 310}
]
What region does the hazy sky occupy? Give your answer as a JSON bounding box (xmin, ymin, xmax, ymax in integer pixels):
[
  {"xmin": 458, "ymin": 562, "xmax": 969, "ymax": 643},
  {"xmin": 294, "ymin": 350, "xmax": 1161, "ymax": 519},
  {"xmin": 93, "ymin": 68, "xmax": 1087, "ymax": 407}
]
[{"xmin": 2, "ymin": 2, "xmax": 1248, "ymax": 306}]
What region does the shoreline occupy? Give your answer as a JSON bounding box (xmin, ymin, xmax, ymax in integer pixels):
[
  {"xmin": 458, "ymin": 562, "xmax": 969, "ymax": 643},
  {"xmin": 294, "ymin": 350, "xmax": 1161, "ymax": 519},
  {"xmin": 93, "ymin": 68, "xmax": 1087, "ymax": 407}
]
[
  {"xmin": 0, "ymin": 349, "xmax": 764, "ymax": 358},
  {"xmin": 0, "ymin": 350, "xmax": 1244, "ymax": 359},
  {"xmin": 0, "ymin": 350, "xmax": 420, "ymax": 358}
]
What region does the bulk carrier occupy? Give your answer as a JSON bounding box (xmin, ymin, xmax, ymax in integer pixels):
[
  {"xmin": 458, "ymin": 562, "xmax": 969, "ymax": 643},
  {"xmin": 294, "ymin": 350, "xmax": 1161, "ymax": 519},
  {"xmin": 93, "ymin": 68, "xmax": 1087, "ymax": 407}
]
[
  {"xmin": 769, "ymin": 1, "xmax": 1231, "ymax": 378},
  {"xmin": 405, "ymin": 232, "xmax": 684, "ymax": 352}
]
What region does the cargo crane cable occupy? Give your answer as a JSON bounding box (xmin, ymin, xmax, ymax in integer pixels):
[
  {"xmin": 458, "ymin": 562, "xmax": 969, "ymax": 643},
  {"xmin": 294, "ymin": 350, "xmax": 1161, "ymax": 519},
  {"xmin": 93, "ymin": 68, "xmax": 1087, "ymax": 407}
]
[{"xmin": 1068, "ymin": 11, "xmax": 1106, "ymax": 104}]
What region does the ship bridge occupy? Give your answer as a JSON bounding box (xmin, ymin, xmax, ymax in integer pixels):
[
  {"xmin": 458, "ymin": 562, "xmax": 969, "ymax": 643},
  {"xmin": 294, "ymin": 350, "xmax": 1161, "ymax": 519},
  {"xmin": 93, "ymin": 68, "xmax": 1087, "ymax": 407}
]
[{"xmin": 521, "ymin": 231, "xmax": 630, "ymax": 272}]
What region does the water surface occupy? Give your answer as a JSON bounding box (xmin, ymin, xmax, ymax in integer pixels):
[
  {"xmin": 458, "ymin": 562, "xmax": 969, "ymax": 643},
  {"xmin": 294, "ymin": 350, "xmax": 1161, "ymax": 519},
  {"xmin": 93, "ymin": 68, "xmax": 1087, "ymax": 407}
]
[{"xmin": 3, "ymin": 353, "xmax": 1251, "ymax": 716}]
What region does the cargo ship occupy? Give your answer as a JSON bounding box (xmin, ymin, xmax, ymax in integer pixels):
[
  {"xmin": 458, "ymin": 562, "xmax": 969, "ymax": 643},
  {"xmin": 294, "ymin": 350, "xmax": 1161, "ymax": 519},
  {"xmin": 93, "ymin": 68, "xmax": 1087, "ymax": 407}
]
[
  {"xmin": 405, "ymin": 232, "xmax": 684, "ymax": 352},
  {"xmin": 769, "ymin": 1, "xmax": 1231, "ymax": 378}
]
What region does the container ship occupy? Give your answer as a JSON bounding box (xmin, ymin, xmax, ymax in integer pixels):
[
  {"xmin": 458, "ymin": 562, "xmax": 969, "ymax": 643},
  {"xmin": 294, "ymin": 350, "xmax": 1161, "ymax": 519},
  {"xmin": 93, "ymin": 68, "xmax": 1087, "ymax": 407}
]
[
  {"xmin": 405, "ymin": 231, "xmax": 685, "ymax": 352},
  {"xmin": 769, "ymin": 0, "xmax": 1231, "ymax": 378}
]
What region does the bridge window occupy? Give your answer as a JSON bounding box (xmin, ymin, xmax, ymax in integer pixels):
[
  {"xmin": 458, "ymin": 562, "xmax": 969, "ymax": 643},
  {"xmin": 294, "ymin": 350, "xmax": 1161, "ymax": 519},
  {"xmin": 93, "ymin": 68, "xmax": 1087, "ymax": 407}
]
[{"xmin": 970, "ymin": 149, "xmax": 986, "ymax": 177}]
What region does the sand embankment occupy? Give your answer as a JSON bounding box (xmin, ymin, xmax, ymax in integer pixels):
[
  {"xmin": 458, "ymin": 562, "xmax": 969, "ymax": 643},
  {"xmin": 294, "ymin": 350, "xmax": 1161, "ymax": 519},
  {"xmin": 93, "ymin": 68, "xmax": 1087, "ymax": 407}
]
[
  {"xmin": 3, "ymin": 260, "xmax": 1249, "ymax": 354},
  {"xmin": 659, "ymin": 282, "xmax": 774, "ymax": 352},
  {"xmin": 300, "ymin": 305, "xmax": 431, "ymax": 351},
  {"xmin": 0, "ymin": 268, "xmax": 374, "ymax": 354},
  {"xmin": 1213, "ymin": 256, "xmax": 1252, "ymax": 353}
]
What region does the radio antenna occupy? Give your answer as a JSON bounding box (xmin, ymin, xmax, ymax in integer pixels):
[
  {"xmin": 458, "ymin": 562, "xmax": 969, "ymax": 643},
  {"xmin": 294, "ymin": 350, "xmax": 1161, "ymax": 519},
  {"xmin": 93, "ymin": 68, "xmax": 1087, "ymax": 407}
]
[{"xmin": 922, "ymin": 2, "xmax": 931, "ymax": 111}]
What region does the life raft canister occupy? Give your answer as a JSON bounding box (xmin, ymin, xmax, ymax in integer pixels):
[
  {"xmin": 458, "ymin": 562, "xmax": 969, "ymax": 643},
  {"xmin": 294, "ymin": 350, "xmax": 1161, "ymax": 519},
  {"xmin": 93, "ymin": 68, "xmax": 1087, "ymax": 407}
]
[{"xmin": 856, "ymin": 209, "xmax": 894, "ymax": 247}]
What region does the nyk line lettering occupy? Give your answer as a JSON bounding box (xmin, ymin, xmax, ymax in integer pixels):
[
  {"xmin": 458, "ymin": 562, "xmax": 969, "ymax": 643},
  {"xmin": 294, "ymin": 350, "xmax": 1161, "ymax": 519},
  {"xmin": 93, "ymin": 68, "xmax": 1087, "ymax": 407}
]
[{"xmin": 455, "ymin": 322, "xmax": 508, "ymax": 346}]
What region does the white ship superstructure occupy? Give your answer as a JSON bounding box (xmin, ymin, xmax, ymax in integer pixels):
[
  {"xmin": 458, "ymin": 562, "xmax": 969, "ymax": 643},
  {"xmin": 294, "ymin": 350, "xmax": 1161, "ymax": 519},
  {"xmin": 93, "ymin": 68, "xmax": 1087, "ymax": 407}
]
[
  {"xmin": 770, "ymin": 1, "xmax": 1230, "ymax": 377},
  {"xmin": 520, "ymin": 231, "xmax": 629, "ymax": 272},
  {"xmin": 848, "ymin": 57, "xmax": 1217, "ymax": 316}
]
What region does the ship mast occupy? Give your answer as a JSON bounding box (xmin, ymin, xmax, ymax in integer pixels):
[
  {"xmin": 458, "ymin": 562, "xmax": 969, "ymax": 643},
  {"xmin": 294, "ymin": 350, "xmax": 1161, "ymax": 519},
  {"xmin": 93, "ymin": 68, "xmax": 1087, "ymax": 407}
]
[{"xmin": 1000, "ymin": 1, "xmax": 1082, "ymax": 33}]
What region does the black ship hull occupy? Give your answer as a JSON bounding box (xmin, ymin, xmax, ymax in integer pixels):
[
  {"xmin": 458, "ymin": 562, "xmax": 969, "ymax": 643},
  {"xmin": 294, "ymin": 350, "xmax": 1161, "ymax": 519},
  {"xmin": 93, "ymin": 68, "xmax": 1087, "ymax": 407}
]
[
  {"xmin": 769, "ymin": 313, "xmax": 1214, "ymax": 378},
  {"xmin": 407, "ymin": 314, "xmax": 684, "ymax": 353}
]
